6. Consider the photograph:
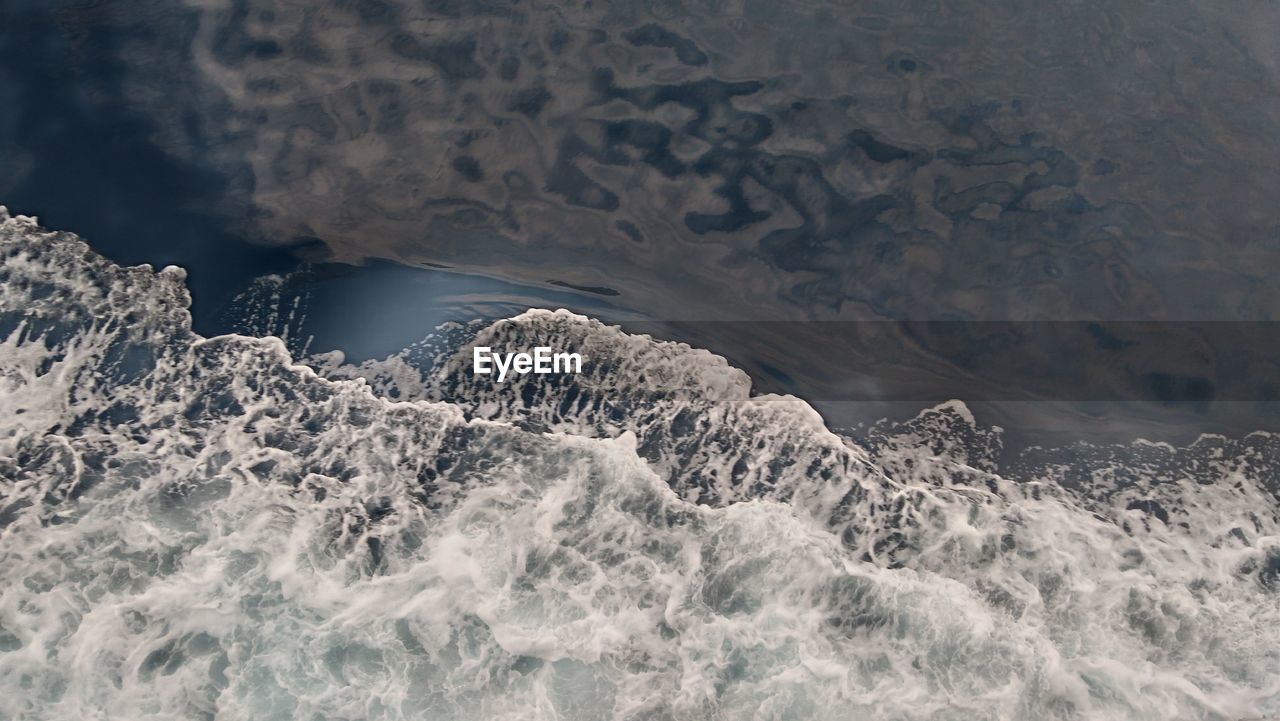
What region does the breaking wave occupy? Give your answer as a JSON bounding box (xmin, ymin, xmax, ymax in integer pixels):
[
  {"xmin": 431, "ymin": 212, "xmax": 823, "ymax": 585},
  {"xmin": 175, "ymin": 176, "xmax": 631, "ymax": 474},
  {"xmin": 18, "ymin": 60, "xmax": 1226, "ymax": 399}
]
[{"xmin": 1, "ymin": 207, "xmax": 1278, "ymax": 720}]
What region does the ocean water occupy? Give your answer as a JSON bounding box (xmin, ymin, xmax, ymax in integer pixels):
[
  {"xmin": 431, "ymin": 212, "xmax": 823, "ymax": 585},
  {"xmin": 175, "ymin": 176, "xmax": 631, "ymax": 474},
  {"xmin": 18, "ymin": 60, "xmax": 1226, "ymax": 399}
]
[
  {"xmin": 4, "ymin": 0, "xmax": 1278, "ymax": 457},
  {"xmin": 2, "ymin": 207, "xmax": 1279, "ymax": 721}
]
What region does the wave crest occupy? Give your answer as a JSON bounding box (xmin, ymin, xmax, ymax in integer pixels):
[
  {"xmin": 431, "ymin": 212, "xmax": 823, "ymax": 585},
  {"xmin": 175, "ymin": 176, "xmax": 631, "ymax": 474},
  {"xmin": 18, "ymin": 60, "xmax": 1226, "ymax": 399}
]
[{"xmin": 1, "ymin": 209, "xmax": 1277, "ymax": 720}]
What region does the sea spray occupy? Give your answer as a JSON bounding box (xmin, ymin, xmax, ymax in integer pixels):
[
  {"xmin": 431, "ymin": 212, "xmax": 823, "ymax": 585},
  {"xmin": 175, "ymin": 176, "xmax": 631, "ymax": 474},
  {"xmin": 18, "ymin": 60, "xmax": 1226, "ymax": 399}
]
[{"xmin": 2, "ymin": 208, "xmax": 1278, "ymax": 720}]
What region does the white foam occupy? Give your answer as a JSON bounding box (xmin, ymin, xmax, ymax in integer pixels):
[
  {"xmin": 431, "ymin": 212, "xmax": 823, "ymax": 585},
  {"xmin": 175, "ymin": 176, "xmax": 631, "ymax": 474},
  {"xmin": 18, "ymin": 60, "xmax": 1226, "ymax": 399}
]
[{"xmin": 1, "ymin": 213, "xmax": 1277, "ymax": 720}]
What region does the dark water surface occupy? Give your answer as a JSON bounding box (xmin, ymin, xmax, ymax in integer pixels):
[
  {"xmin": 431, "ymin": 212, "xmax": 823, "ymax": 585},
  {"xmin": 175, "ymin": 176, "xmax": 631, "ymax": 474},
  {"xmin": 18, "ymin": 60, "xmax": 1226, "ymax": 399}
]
[
  {"xmin": 0, "ymin": 3, "xmax": 300, "ymax": 327},
  {"xmin": 3, "ymin": 0, "xmax": 1279, "ymax": 449}
]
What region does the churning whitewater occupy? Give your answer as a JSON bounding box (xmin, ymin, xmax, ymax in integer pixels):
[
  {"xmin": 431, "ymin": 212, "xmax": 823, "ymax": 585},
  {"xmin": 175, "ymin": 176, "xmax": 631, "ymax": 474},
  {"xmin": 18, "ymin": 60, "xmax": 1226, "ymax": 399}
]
[{"xmin": 1, "ymin": 207, "xmax": 1278, "ymax": 721}]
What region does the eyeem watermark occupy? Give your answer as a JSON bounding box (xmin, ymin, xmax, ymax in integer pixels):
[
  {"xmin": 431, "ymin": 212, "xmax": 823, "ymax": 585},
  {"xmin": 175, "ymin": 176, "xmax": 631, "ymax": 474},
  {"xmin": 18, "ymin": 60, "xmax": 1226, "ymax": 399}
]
[{"xmin": 473, "ymin": 346, "xmax": 583, "ymax": 381}]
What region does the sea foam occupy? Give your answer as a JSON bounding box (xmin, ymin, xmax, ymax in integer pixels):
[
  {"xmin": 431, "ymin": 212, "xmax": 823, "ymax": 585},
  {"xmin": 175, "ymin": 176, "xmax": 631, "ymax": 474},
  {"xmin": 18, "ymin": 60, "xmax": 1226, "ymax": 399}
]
[{"xmin": 1, "ymin": 207, "xmax": 1277, "ymax": 720}]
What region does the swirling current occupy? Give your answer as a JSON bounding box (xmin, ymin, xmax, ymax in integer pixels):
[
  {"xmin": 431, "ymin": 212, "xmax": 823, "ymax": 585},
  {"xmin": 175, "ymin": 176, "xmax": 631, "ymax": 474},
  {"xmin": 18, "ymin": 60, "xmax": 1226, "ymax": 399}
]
[{"xmin": 1, "ymin": 207, "xmax": 1278, "ymax": 720}]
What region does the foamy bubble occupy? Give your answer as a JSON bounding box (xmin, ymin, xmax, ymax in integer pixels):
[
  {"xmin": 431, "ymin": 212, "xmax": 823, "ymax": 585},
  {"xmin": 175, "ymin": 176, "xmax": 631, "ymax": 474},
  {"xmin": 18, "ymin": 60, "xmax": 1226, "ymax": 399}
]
[{"xmin": 1, "ymin": 214, "xmax": 1277, "ymax": 720}]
